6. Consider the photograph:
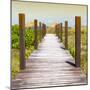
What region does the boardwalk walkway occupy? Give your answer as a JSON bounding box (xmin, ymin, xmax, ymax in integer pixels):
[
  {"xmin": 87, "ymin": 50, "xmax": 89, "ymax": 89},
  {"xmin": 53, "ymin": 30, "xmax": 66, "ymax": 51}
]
[{"xmin": 12, "ymin": 34, "xmax": 87, "ymax": 89}]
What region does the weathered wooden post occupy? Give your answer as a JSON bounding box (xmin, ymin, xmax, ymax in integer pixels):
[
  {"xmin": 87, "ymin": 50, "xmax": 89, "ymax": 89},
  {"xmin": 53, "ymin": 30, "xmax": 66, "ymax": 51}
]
[
  {"xmin": 57, "ymin": 24, "xmax": 60, "ymax": 38},
  {"xmin": 19, "ymin": 13, "xmax": 26, "ymax": 70},
  {"xmin": 42, "ymin": 23, "xmax": 45, "ymax": 38},
  {"xmin": 60, "ymin": 23, "xmax": 63, "ymax": 42},
  {"xmin": 75, "ymin": 16, "xmax": 81, "ymax": 67},
  {"xmin": 41, "ymin": 23, "xmax": 43, "ymax": 38},
  {"xmin": 65, "ymin": 21, "xmax": 68, "ymax": 49},
  {"xmin": 55, "ymin": 24, "xmax": 58, "ymax": 37},
  {"xmin": 34, "ymin": 19, "xmax": 38, "ymax": 49},
  {"xmin": 42, "ymin": 23, "xmax": 44, "ymax": 38},
  {"xmin": 41, "ymin": 23, "xmax": 43, "ymax": 39},
  {"xmin": 44, "ymin": 24, "xmax": 46, "ymax": 36},
  {"xmin": 55, "ymin": 24, "xmax": 57, "ymax": 36},
  {"xmin": 43, "ymin": 23, "xmax": 45, "ymax": 37},
  {"xmin": 39, "ymin": 22, "xmax": 42, "ymax": 42}
]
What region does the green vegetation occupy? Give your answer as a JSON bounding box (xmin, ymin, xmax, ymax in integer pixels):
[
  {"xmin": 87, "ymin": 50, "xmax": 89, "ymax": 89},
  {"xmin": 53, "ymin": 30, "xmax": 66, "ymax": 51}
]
[
  {"xmin": 62, "ymin": 27, "xmax": 87, "ymax": 75},
  {"xmin": 12, "ymin": 25, "xmax": 19, "ymax": 49},
  {"xmin": 12, "ymin": 25, "xmax": 41, "ymax": 78},
  {"xmin": 12, "ymin": 49, "xmax": 19, "ymax": 78},
  {"xmin": 12, "ymin": 47, "xmax": 34, "ymax": 78},
  {"xmin": 12, "ymin": 25, "xmax": 35, "ymax": 49}
]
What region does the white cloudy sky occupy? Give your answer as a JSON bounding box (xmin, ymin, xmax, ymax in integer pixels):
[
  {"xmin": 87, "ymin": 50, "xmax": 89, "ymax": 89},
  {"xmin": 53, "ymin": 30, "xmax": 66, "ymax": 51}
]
[{"xmin": 12, "ymin": 1, "xmax": 87, "ymax": 27}]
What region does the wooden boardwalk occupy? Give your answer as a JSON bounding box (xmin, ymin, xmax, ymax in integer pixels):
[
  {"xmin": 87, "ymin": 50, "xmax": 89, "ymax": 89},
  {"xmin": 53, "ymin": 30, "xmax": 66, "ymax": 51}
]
[{"xmin": 12, "ymin": 34, "xmax": 87, "ymax": 89}]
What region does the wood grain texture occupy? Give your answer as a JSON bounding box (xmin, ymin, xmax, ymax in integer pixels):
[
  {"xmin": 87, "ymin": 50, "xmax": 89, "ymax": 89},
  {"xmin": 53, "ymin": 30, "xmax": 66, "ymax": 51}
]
[
  {"xmin": 60, "ymin": 23, "xmax": 63, "ymax": 42},
  {"xmin": 12, "ymin": 34, "xmax": 87, "ymax": 89},
  {"xmin": 75, "ymin": 16, "xmax": 81, "ymax": 67},
  {"xmin": 65, "ymin": 21, "xmax": 68, "ymax": 49},
  {"xmin": 39, "ymin": 22, "xmax": 42, "ymax": 42},
  {"xmin": 19, "ymin": 14, "xmax": 26, "ymax": 70},
  {"xmin": 34, "ymin": 19, "xmax": 38, "ymax": 49}
]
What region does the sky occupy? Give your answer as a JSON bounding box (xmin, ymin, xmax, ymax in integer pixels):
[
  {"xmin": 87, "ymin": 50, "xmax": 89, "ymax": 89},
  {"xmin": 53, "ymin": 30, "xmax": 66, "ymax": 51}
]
[{"xmin": 12, "ymin": 1, "xmax": 87, "ymax": 27}]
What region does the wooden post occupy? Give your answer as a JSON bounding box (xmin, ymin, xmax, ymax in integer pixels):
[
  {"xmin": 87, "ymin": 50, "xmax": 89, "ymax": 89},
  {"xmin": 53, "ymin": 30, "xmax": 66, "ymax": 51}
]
[
  {"xmin": 34, "ymin": 19, "xmax": 38, "ymax": 49},
  {"xmin": 75, "ymin": 16, "xmax": 81, "ymax": 67},
  {"xmin": 55, "ymin": 24, "xmax": 58, "ymax": 37},
  {"xmin": 42, "ymin": 23, "xmax": 45, "ymax": 38},
  {"xmin": 65, "ymin": 21, "xmax": 68, "ymax": 49},
  {"xmin": 44, "ymin": 24, "xmax": 46, "ymax": 36},
  {"xmin": 60, "ymin": 23, "xmax": 63, "ymax": 42},
  {"xmin": 19, "ymin": 13, "xmax": 26, "ymax": 70},
  {"xmin": 42, "ymin": 23, "xmax": 44, "ymax": 38},
  {"xmin": 57, "ymin": 24, "xmax": 60, "ymax": 38},
  {"xmin": 43, "ymin": 24, "xmax": 45, "ymax": 37},
  {"xmin": 41, "ymin": 23, "xmax": 43, "ymax": 38},
  {"xmin": 41, "ymin": 23, "xmax": 43, "ymax": 39},
  {"xmin": 55, "ymin": 24, "xmax": 57, "ymax": 36},
  {"xmin": 39, "ymin": 22, "xmax": 42, "ymax": 42}
]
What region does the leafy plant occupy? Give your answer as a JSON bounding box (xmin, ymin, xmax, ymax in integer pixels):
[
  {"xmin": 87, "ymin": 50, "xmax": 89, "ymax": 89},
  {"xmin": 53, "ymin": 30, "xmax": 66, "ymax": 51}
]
[
  {"xmin": 25, "ymin": 29, "xmax": 34, "ymax": 48},
  {"xmin": 12, "ymin": 25, "xmax": 19, "ymax": 49}
]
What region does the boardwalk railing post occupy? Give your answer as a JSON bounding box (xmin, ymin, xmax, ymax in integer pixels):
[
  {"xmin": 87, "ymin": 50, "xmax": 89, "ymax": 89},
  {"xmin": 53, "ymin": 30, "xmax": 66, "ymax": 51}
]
[
  {"xmin": 42, "ymin": 23, "xmax": 46, "ymax": 38},
  {"xmin": 39, "ymin": 22, "xmax": 42, "ymax": 42},
  {"xmin": 34, "ymin": 19, "xmax": 38, "ymax": 49},
  {"xmin": 43, "ymin": 24, "xmax": 46, "ymax": 37},
  {"xmin": 55, "ymin": 24, "xmax": 59, "ymax": 37},
  {"xmin": 58, "ymin": 24, "xmax": 60, "ymax": 38},
  {"xmin": 41, "ymin": 23, "xmax": 43, "ymax": 39},
  {"xmin": 45, "ymin": 24, "xmax": 47, "ymax": 35},
  {"xmin": 19, "ymin": 13, "xmax": 26, "ymax": 70},
  {"xmin": 75, "ymin": 16, "xmax": 81, "ymax": 67},
  {"xmin": 60, "ymin": 23, "xmax": 63, "ymax": 42},
  {"xmin": 65, "ymin": 21, "xmax": 68, "ymax": 49},
  {"xmin": 42, "ymin": 23, "xmax": 44, "ymax": 38},
  {"xmin": 55, "ymin": 24, "xmax": 57, "ymax": 36}
]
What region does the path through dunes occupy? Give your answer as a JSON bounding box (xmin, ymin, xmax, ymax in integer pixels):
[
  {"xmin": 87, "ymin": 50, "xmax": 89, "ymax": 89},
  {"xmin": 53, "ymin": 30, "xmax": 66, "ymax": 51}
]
[{"xmin": 12, "ymin": 34, "xmax": 87, "ymax": 89}]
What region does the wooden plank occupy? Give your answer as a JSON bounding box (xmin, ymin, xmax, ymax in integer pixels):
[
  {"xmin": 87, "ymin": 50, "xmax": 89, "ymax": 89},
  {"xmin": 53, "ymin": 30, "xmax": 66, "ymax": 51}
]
[
  {"xmin": 75, "ymin": 16, "xmax": 81, "ymax": 67},
  {"xmin": 12, "ymin": 34, "xmax": 86, "ymax": 89},
  {"xmin": 19, "ymin": 13, "xmax": 26, "ymax": 70},
  {"xmin": 65, "ymin": 21, "xmax": 68, "ymax": 49},
  {"xmin": 34, "ymin": 19, "xmax": 38, "ymax": 49}
]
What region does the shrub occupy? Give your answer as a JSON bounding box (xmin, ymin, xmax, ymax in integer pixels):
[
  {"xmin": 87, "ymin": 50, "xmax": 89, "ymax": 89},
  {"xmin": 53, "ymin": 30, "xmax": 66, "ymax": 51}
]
[
  {"xmin": 11, "ymin": 25, "xmax": 19, "ymax": 48},
  {"xmin": 11, "ymin": 25, "xmax": 35, "ymax": 49},
  {"xmin": 25, "ymin": 29, "xmax": 34, "ymax": 48}
]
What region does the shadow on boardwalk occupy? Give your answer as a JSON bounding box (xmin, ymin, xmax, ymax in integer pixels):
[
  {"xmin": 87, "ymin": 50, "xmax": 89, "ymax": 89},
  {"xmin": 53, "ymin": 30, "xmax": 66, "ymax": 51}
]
[{"xmin": 12, "ymin": 34, "xmax": 87, "ymax": 89}]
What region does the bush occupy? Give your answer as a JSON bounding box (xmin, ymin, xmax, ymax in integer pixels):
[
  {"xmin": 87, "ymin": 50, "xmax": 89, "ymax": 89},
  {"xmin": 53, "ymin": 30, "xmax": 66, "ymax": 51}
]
[
  {"xmin": 25, "ymin": 29, "xmax": 34, "ymax": 48},
  {"xmin": 12, "ymin": 24, "xmax": 19, "ymax": 35},
  {"xmin": 12, "ymin": 25, "xmax": 19, "ymax": 48},
  {"xmin": 11, "ymin": 25, "xmax": 35, "ymax": 49}
]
